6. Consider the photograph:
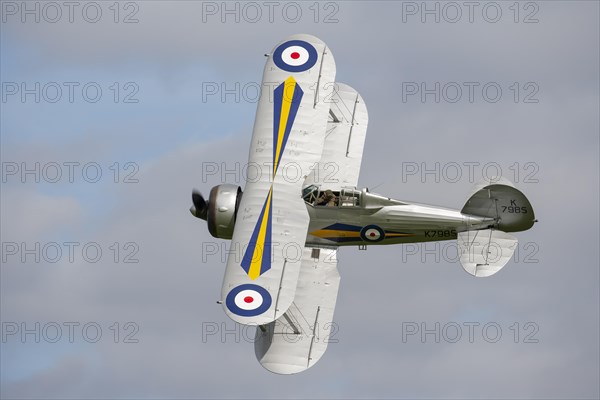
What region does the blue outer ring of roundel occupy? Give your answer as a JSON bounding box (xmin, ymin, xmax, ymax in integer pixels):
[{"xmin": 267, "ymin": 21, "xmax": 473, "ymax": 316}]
[
  {"xmin": 360, "ymin": 225, "xmax": 386, "ymax": 242},
  {"xmin": 225, "ymin": 284, "xmax": 272, "ymax": 317},
  {"xmin": 273, "ymin": 40, "xmax": 318, "ymax": 73}
]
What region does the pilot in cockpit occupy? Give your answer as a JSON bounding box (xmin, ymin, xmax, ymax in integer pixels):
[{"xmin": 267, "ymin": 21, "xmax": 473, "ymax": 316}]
[{"xmin": 317, "ymin": 190, "xmax": 337, "ymax": 207}]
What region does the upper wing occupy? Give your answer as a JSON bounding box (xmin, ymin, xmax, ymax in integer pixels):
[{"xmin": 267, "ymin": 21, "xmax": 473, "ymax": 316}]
[
  {"xmin": 254, "ymin": 247, "xmax": 340, "ymax": 374},
  {"xmin": 221, "ymin": 35, "xmax": 337, "ymax": 325},
  {"xmin": 304, "ymin": 83, "xmax": 369, "ymax": 190}
]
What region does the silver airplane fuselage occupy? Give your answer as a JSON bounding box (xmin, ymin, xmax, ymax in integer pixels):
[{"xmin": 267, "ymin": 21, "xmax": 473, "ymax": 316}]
[{"xmin": 305, "ymin": 187, "xmax": 493, "ymax": 247}]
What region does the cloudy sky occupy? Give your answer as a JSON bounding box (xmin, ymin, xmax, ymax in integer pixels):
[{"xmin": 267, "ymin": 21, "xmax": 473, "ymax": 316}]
[{"xmin": 1, "ymin": 1, "xmax": 598, "ymax": 398}]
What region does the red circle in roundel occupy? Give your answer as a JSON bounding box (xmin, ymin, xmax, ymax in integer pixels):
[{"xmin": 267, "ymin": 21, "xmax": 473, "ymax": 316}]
[
  {"xmin": 233, "ymin": 288, "xmax": 265, "ymax": 311},
  {"xmin": 290, "ymin": 52, "xmax": 300, "ymax": 59},
  {"xmin": 361, "ymin": 226, "xmax": 384, "ymax": 242}
]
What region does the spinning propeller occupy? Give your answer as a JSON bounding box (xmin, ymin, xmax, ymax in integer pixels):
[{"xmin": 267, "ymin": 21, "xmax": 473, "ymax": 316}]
[{"xmin": 190, "ymin": 190, "xmax": 208, "ymax": 220}]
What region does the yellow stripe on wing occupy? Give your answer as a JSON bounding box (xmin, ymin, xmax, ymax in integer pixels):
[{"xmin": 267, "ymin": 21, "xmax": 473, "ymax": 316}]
[
  {"xmin": 247, "ymin": 188, "xmax": 273, "ymax": 280},
  {"xmin": 273, "ymin": 76, "xmax": 297, "ymax": 176}
]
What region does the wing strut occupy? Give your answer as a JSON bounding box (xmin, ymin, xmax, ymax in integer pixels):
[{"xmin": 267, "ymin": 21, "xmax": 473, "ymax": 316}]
[
  {"xmin": 306, "ymin": 305, "xmax": 321, "ymax": 367},
  {"xmin": 313, "ymin": 47, "xmax": 328, "ymax": 108},
  {"xmin": 273, "ymin": 258, "xmax": 288, "ymax": 320},
  {"xmin": 345, "ymin": 92, "xmax": 360, "ymax": 156}
]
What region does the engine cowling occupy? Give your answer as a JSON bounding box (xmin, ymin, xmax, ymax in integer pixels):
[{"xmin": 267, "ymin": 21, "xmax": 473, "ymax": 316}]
[{"xmin": 206, "ymin": 184, "xmax": 242, "ymax": 239}]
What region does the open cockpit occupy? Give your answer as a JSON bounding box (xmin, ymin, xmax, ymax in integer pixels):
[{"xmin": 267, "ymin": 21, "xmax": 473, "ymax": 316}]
[{"xmin": 302, "ymin": 185, "xmax": 363, "ymax": 208}]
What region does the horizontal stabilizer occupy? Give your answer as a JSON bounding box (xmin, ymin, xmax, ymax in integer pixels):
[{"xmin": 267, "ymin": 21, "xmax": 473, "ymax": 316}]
[{"xmin": 457, "ymin": 229, "xmax": 517, "ymax": 277}]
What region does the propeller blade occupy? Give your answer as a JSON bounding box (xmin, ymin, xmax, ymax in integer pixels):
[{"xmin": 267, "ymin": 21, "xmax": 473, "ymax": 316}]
[{"xmin": 191, "ymin": 190, "xmax": 208, "ymax": 220}]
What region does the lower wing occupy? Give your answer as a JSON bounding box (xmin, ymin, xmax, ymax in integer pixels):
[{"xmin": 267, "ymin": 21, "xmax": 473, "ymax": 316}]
[{"xmin": 254, "ymin": 247, "xmax": 340, "ymax": 374}]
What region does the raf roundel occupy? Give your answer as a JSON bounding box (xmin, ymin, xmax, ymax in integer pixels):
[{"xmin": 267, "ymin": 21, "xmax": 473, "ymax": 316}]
[
  {"xmin": 360, "ymin": 225, "xmax": 385, "ymax": 242},
  {"xmin": 273, "ymin": 40, "xmax": 318, "ymax": 73},
  {"xmin": 225, "ymin": 284, "xmax": 272, "ymax": 317}
]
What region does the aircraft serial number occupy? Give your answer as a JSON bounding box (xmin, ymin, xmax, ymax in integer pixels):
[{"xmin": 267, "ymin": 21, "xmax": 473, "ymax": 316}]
[
  {"xmin": 502, "ymin": 206, "xmax": 528, "ymax": 213},
  {"xmin": 424, "ymin": 230, "xmax": 457, "ymax": 238}
]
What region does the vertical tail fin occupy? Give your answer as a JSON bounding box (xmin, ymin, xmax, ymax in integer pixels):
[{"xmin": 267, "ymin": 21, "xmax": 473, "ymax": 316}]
[{"xmin": 461, "ymin": 178, "xmax": 536, "ymax": 232}]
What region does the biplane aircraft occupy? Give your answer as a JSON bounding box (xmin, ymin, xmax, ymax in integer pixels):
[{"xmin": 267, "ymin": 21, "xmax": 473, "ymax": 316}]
[{"xmin": 190, "ymin": 34, "xmax": 536, "ymax": 374}]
